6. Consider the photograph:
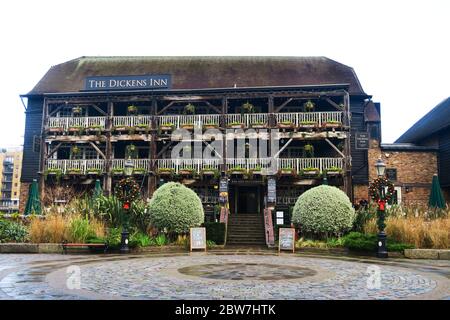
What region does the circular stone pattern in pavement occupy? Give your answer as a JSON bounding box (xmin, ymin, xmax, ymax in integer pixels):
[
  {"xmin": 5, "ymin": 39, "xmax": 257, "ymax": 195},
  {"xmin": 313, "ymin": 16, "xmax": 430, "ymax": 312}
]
[
  {"xmin": 44, "ymin": 254, "xmax": 449, "ymax": 300},
  {"xmin": 178, "ymin": 263, "xmax": 317, "ymax": 280}
]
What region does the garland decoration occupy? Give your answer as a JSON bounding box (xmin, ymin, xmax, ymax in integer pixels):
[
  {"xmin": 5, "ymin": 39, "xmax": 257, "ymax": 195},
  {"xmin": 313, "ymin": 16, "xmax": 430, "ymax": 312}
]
[
  {"xmin": 369, "ymin": 177, "xmax": 395, "ymax": 203},
  {"xmin": 114, "ymin": 177, "xmax": 141, "ymax": 204}
]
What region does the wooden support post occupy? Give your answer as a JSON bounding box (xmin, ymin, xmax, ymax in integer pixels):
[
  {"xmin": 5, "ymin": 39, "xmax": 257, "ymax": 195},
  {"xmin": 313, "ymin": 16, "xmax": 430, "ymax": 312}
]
[
  {"xmin": 148, "ymin": 97, "xmax": 157, "ymax": 198},
  {"xmin": 104, "ymin": 101, "xmax": 113, "ymax": 195},
  {"xmin": 342, "ymin": 92, "xmax": 353, "ymax": 201},
  {"xmin": 222, "ymin": 97, "xmax": 228, "ymax": 174},
  {"xmin": 268, "ymin": 95, "xmax": 274, "ymax": 127},
  {"xmin": 39, "ymin": 98, "xmax": 49, "ymax": 202}
]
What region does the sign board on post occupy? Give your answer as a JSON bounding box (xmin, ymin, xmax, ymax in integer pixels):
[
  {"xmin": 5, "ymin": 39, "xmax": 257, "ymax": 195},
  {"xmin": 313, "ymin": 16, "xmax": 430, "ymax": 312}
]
[
  {"xmin": 190, "ymin": 227, "xmax": 206, "ymax": 252},
  {"xmin": 355, "ymin": 132, "xmax": 369, "ymax": 150},
  {"xmin": 267, "ymin": 177, "xmax": 276, "ymax": 203},
  {"xmin": 278, "ymin": 228, "xmax": 295, "ymax": 253}
]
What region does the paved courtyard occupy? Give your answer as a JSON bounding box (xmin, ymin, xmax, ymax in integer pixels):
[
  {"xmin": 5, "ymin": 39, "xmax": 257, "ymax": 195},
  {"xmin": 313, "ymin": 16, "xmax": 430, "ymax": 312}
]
[{"xmin": 0, "ymin": 252, "xmax": 449, "ymax": 300}]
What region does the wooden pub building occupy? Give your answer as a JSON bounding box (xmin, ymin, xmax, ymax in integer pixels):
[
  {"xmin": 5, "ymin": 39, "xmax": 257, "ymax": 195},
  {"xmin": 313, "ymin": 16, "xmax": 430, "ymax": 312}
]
[{"xmin": 20, "ymin": 56, "xmax": 380, "ymax": 245}]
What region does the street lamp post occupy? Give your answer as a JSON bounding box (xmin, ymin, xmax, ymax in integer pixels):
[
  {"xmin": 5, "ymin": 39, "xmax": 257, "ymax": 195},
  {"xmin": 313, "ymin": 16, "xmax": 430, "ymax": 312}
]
[
  {"xmin": 375, "ymin": 157, "xmax": 388, "ymax": 258},
  {"xmin": 120, "ymin": 158, "xmax": 134, "ymax": 254}
]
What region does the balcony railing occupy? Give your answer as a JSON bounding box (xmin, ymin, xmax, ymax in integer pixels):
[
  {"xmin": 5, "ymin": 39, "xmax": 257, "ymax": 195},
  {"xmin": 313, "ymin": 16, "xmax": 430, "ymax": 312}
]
[
  {"xmin": 275, "ymin": 112, "xmax": 342, "ymax": 127},
  {"xmin": 113, "ymin": 116, "xmax": 152, "ymax": 128},
  {"xmin": 46, "ymin": 159, "xmax": 105, "ymax": 174},
  {"xmin": 157, "ymin": 114, "xmax": 221, "ymax": 129},
  {"xmin": 112, "ymin": 159, "xmax": 151, "ymax": 171},
  {"xmin": 48, "ymin": 116, "xmax": 106, "ymax": 130},
  {"xmin": 157, "ymin": 158, "xmax": 222, "ymax": 172},
  {"xmin": 47, "ymin": 112, "xmax": 343, "ymax": 132}
]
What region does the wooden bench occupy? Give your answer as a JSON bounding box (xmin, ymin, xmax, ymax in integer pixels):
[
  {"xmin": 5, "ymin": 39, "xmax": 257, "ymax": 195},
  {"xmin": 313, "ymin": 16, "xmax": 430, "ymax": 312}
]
[{"xmin": 62, "ymin": 242, "xmax": 108, "ymax": 254}]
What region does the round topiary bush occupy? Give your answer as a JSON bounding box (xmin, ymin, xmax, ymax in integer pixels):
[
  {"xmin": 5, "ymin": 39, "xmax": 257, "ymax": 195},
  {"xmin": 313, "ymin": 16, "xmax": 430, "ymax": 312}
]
[
  {"xmin": 292, "ymin": 185, "xmax": 355, "ymax": 236},
  {"xmin": 148, "ymin": 182, "xmax": 204, "ymax": 233}
]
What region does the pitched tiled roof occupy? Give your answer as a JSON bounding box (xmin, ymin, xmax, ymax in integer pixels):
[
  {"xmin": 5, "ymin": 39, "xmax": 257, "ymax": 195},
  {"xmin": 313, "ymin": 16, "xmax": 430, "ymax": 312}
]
[
  {"xmin": 396, "ymin": 97, "xmax": 450, "ymax": 143},
  {"xmin": 28, "ymin": 56, "xmax": 366, "ymax": 95}
]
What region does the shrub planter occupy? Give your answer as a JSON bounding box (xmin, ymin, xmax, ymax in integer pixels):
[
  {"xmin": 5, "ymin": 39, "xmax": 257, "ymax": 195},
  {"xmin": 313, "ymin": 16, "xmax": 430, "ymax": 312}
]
[
  {"xmin": 298, "ymin": 123, "xmax": 318, "ymax": 130},
  {"xmin": 135, "ymin": 125, "xmax": 151, "ymax": 133},
  {"xmin": 113, "ymin": 126, "xmax": 128, "ymax": 133},
  {"xmin": 68, "ymin": 127, "xmax": 84, "ymax": 134},
  {"xmin": 133, "ymin": 169, "xmax": 147, "ymax": 175},
  {"xmin": 86, "ymin": 169, "xmax": 102, "ymax": 175},
  {"xmin": 326, "ymin": 170, "xmax": 342, "ymax": 176},
  {"xmin": 227, "ymin": 123, "xmax": 245, "ymax": 129},
  {"xmin": 179, "ymin": 169, "xmax": 195, "ymax": 176},
  {"xmin": 159, "ymin": 124, "xmax": 174, "ymax": 132},
  {"xmin": 112, "ymin": 169, "xmax": 124, "ymax": 176},
  {"xmin": 67, "ymin": 169, "xmax": 82, "ymax": 175}
]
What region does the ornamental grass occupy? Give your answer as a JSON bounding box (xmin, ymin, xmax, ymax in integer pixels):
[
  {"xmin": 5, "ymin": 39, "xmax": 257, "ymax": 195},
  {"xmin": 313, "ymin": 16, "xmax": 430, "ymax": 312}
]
[{"xmin": 363, "ymin": 216, "xmax": 450, "ymax": 249}]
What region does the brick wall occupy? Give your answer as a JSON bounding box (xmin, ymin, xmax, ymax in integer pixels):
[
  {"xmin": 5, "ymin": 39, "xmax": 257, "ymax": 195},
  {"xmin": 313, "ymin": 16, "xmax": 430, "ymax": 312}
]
[
  {"xmin": 18, "ymin": 182, "xmax": 30, "ymax": 213},
  {"xmin": 367, "ymin": 139, "xmax": 437, "ymax": 206}
]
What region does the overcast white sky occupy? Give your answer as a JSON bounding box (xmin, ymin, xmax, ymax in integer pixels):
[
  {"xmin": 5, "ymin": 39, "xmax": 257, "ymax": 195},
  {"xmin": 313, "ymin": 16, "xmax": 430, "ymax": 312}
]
[{"xmin": 0, "ymin": 0, "xmax": 449, "ymax": 148}]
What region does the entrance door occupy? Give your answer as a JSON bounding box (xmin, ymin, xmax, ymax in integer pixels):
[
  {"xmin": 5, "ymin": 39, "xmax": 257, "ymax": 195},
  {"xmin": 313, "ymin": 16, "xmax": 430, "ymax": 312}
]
[{"xmin": 236, "ymin": 186, "xmax": 260, "ymax": 214}]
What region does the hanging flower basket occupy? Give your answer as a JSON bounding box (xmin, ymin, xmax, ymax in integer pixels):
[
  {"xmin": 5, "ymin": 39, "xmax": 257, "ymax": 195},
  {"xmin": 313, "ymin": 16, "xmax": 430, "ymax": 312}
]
[
  {"xmin": 303, "ymin": 100, "xmax": 315, "ymax": 112},
  {"xmin": 183, "ymin": 103, "xmax": 196, "ymax": 115},
  {"xmin": 241, "ymin": 102, "xmax": 255, "ymax": 114},
  {"xmin": 72, "ymin": 106, "xmax": 83, "ymax": 115},
  {"xmin": 127, "ymin": 105, "xmax": 138, "ymax": 114}
]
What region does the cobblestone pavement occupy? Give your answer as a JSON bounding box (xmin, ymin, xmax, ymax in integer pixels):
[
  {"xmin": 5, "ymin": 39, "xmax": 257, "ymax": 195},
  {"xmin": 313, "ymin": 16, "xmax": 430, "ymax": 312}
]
[{"xmin": 0, "ymin": 253, "xmax": 449, "ymax": 300}]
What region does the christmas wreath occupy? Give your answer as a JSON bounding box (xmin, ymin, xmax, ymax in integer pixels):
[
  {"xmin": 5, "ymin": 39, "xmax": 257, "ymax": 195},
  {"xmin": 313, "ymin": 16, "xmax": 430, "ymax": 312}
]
[
  {"xmin": 115, "ymin": 177, "xmax": 141, "ymax": 203},
  {"xmin": 369, "ymin": 177, "xmax": 395, "ymax": 203}
]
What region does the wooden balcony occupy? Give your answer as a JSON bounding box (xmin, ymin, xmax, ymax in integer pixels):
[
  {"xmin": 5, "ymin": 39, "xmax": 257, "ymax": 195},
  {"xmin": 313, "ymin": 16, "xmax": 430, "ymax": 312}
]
[
  {"xmin": 45, "ymin": 159, "xmax": 105, "ymax": 175},
  {"xmin": 111, "ymin": 159, "xmax": 151, "ymax": 174},
  {"xmin": 46, "ymin": 112, "xmax": 343, "ymax": 134}
]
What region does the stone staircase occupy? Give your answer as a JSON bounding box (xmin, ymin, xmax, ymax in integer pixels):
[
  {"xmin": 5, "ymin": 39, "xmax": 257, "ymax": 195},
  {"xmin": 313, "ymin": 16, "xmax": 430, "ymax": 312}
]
[{"xmin": 226, "ymin": 213, "xmax": 266, "ymax": 245}]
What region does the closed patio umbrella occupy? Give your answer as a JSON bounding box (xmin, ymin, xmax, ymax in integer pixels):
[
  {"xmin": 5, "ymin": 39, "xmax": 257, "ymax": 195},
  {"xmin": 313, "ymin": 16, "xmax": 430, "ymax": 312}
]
[
  {"xmin": 93, "ymin": 179, "xmax": 103, "ymax": 200},
  {"xmin": 24, "ymin": 179, "xmax": 41, "ymax": 215},
  {"xmin": 428, "ymin": 174, "xmax": 446, "ymax": 209}
]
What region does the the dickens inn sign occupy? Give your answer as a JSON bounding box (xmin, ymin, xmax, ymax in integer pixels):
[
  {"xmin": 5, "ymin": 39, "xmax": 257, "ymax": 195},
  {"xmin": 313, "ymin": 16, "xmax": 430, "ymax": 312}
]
[{"xmin": 84, "ymin": 75, "xmax": 172, "ymax": 91}]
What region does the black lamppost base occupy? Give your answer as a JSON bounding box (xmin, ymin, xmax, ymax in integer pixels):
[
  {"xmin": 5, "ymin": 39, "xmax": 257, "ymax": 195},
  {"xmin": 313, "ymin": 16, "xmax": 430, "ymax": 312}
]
[
  {"xmin": 377, "ymin": 231, "xmax": 388, "ymax": 258},
  {"xmin": 120, "ymin": 230, "xmax": 130, "ymax": 254}
]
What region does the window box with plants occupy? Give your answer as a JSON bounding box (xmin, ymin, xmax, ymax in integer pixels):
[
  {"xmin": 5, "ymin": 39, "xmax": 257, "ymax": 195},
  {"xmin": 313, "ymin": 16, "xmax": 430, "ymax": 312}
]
[
  {"xmin": 200, "ymin": 167, "xmax": 220, "ymax": 179},
  {"xmin": 227, "ymin": 121, "xmax": 245, "ymax": 129},
  {"xmin": 49, "ymin": 126, "xmax": 64, "ymax": 134},
  {"xmin": 322, "ymin": 120, "xmax": 342, "ymax": 129},
  {"xmin": 301, "ymin": 167, "xmax": 321, "ymax": 177},
  {"xmin": 68, "ymin": 126, "xmax": 85, "ymax": 135},
  {"xmin": 298, "ymin": 120, "xmax": 318, "ymax": 130},
  {"xmin": 179, "ymin": 167, "xmax": 196, "ymax": 176},
  {"xmin": 203, "ymin": 122, "xmax": 219, "ymax": 130},
  {"xmin": 134, "ymin": 124, "xmax": 151, "ymax": 133},
  {"xmin": 250, "ymin": 121, "xmax": 267, "ymax": 129},
  {"xmin": 277, "ymin": 120, "xmax": 295, "ymax": 129},
  {"xmin": 44, "ymin": 168, "xmax": 63, "ymax": 180},
  {"xmin": 324, "ymin": 166, "xmax": 343, "ymax": 176},
  {"xmin": 113, "ymin": 125, "xmax": 128, "ymax": 133},
  {"xmin": 67, "ymin": 168, "xmax": 83, "ymax": 175},
  {"xmin": 227, "ymin": 166, "xmax": 247, "ymax": 175},
  {"xmin": 133, "ymin": 168, "xmax": 147, "ymax": 175},
  {"xmin": 87, "ymin": 125, "xmax": 104, "ymax": 134},
  {"xmin": 112, "ymin": 168, "xmax": 124, "ymax": 175},
  {"xmin": 157, "ymin": 167, "xmax": 174, "ymax": 176},
  {"xmin": 159, "ymin": 122, "xmax": 175, "ymax": 132},
  {"xmin": 180, "ymin": 122, "xmax": 195, "ymax": 130},
  {"xmin": 250, "ymin": 166, "xmax": 263, "ymax": 175},
  {"xmin": 86, "ymin": 168, "xmax": 102, "ymax": 175},
  {"xmin": 278, "ymin": 167, "xmax": 296, "ymax": 176}
]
